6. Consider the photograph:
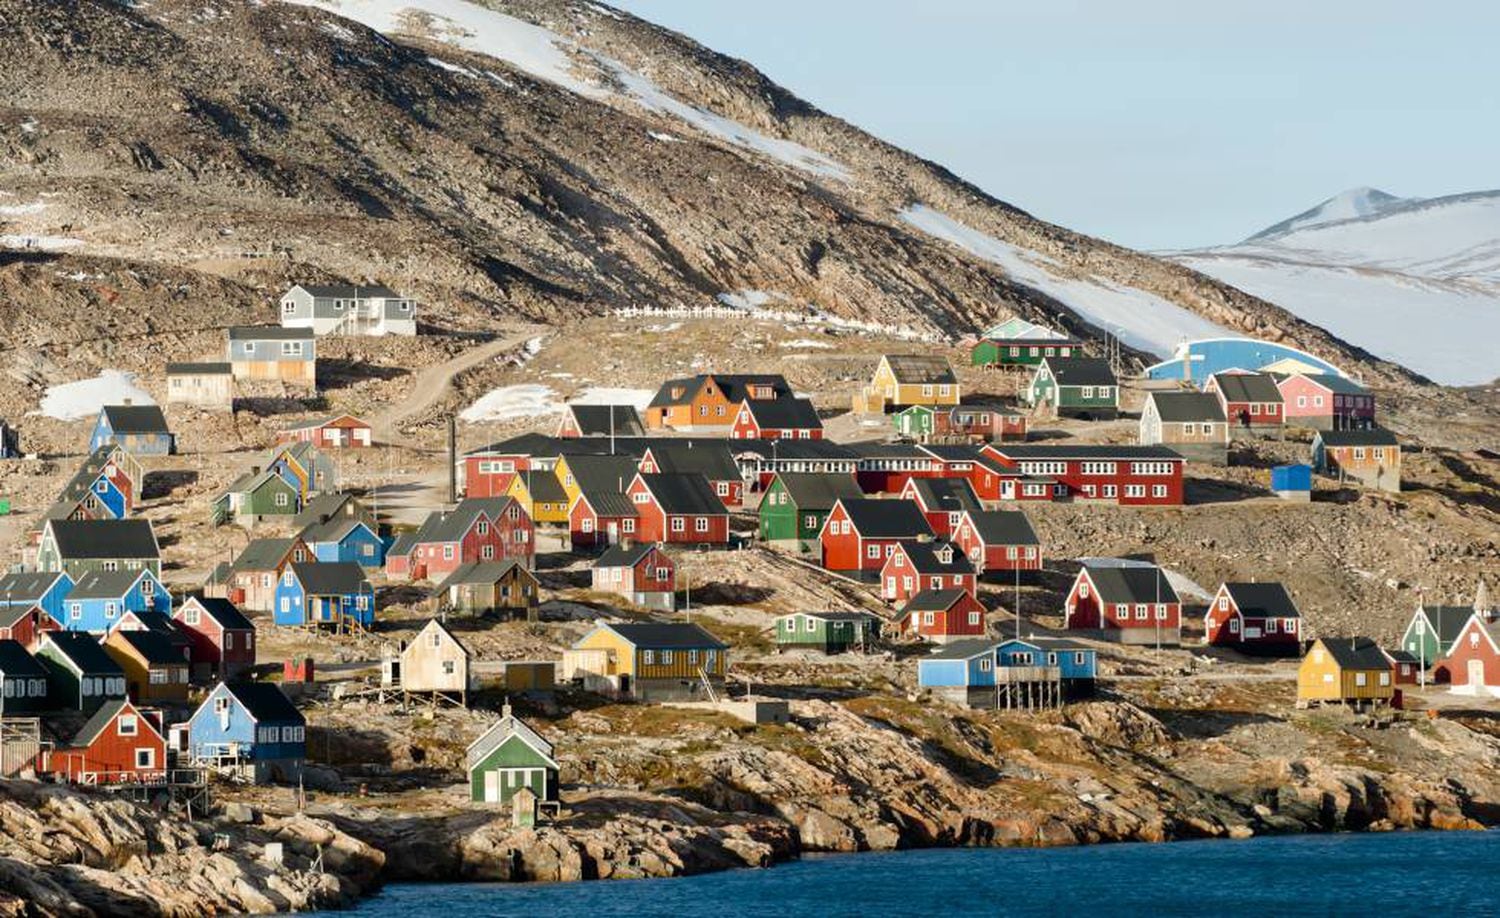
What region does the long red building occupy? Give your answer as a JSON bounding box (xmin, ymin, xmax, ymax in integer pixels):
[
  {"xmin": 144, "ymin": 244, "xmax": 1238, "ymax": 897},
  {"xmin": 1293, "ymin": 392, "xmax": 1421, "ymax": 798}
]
[{"xmin": 982, "ymin": 444, "xmax": 1186, "ymax": 505}]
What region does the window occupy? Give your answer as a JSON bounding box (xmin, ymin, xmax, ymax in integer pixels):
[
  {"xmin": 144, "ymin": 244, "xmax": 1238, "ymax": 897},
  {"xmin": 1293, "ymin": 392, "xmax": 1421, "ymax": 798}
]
[
  {"xmin": 281, "ymin": 341, "xmax": 303, "ymax": 357},
  {"xmin": 1076, "ymin": 652, "xmax": 1086, "ymax": 666},
  {"xmin": 979, "ymin": 657, "xmax": 992, "ymax": 672},
  {"xmin": 643, "ymin": 650, "xmax": 655, "ymax": 665},
  {"xmin": 135, "ymin": 748, "xmax": 155, "ymax": 770},
  {"xmin": 867, "ymin": 545, "xmax": 880, "ymax": 559},
  {"xmin": 70, "ymin": 603, "xmax": 81, "ymax": 621},
  {"xmin": 1152, "ymin": 485, "xmax": 1168, "ymax": 498},
  {"xmin": 695, "ymin": 517, "xmax": 709, "ymax": 533},
  {"xmin": 481, "ymin": 545, "xmax": 495, "ymax": 560},
  {"xmin": 968, "ymin": 611, "xmax": 981, "ymax": 626},
  {"xmin": 1355, "ymin": 672, "xmax": 1367, "ymax": 687},
  {"xmin": 1125, "ymin": 484, "xmax": 1146, "ymax": 498},
  {"xmin": 105, "ymin": 601, "xmax": 117, "ymax": 619},
  {"xmin": 661, "ymin": 650, "xmax": 674, "ymax": 665},
  {"xmin": 923, "ymin": 611, "xmax": 935, "ymax": 626},
  {"xmin": 922, "ymin": 385, "xmax": 933, "ymax": 397},
  {"xmin": 716, "ymin": 481, "xmax": 730, "ymax": 497},
  {"xmin": 1079, "ymin": 582, "xmax": 1089, "ymax": 599},
  {"xmin": 1134, "ymin": 604, "xmax": 1148, "ymax": 621},
  {"xmin": 1229, "ymin": 618, "xmax": 1240, "ymax": 633},
  {"xmin": 1379, "ymin": 672, "xmax": 1390, "ymax": 686},
  {"xmin": 1313, "ymin": 395, "xmax": 1324, "ymax": 407},
  {"xmin": 442, "ymin": 660, "xmax": 455, "ymax": 675},
  {"xmin": 224, "ymin": 633, "xmax": 234, "ymax": 650},
  {"xmin": 655, "ymin": 566, "xmax": 670, "ymax": 581},
  {"xmin": 671, "ymin": 518, "xmax": 686, "ymax": 533},
  {"xmin": 1081, "ymin": 386, "xmax": 1095, "ymax": 399},
  {"xmin": 118, "ymin": 714, "xmax": 138, "ymax": 736},
  {"xmin": 274, "ymin": 492, "xmax": 289, "ymax": 507},
  {"xmin": 1155, "ymin": 604, "xmax": 1168, "ymax": 621},
  {"xmin": 805, "ymin": 618, "xmax": 817, "ymax": 633},
  {"xmin": 149, "ymin": 669, "xmax": 167, "ymax": 684}
]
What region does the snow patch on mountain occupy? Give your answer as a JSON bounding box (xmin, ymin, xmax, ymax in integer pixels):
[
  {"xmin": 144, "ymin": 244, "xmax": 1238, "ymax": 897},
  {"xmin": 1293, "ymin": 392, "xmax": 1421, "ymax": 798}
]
[
  {"xmin": 1249, "ymin": 187, "xmax": 1407, "ymax": 241},
  {"xmin": 899, "ymin": 205, "xmax": 1228, "ymax": 357}
]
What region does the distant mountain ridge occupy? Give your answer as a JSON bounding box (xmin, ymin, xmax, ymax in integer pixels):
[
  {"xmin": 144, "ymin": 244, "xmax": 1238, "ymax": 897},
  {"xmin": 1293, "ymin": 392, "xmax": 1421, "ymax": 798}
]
[{"xmin": 1246, "ymin": 187, "xmax": 1408, "ymax": 242}]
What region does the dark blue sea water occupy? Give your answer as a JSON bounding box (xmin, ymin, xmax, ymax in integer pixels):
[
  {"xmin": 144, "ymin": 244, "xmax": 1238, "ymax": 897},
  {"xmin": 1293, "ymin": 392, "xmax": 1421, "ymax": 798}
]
[{"xmin": 320, "ymin": 831, "xmax": 1500, "ymax": 917}]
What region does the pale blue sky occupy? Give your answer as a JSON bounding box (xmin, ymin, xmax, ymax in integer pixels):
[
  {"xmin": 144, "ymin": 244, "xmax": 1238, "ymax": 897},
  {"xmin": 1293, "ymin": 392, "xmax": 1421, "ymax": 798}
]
[{"xmin": 612, "ymin": 1, "xmax": 1499, "ymax": 250}]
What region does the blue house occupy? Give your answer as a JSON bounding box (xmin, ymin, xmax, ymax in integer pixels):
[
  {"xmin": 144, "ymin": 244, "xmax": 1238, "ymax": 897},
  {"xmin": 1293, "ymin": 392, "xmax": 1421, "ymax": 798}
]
[
  {"xmin": 299, "ymin": 517, "xmax": 384, "ymax": 568},
  {"xmin": 998, "ymin": 636, "xmax": 1097, "ymax": 683},
  {"xmin": 273, "ymin": 562, "xmax": 374, "ymax": 631},
  {"xmin": 90, "ymin": 404, "xmax": 174, "ymax": 456},
  {"xmin": 187, "ymin": 681, "xmax": 306, "ymax": 784},
  {"xmin": 60, "ymin": 569, "xmax": 172, "ymax": 633},
  {"xmin": 46, "ymin": 449, "xmax": 132, "ymax": 521},
  {"xmin": 0, "ymin": 570, "xmax": 75, "ymax": 623},
  {"xmin": 916, "ymin": 639, "xmax": 997, "ymax": 706}
]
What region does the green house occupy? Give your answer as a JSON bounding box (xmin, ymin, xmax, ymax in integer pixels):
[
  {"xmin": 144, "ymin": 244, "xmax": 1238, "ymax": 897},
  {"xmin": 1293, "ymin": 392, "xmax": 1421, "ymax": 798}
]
[
  {"xmin": 1398, "ymin": 604, "xmax": 1472, "ymax": 666},
  {"xmin": 759, "ymin": 472, "xmax": 863, "ymax": 543},
  {"xmin": 774, "ymin": 611, "xmax": 883, "ymax": 653},
  {"xmin": 214, "ymin": 469, "xmax": 302, "ymax": 526},
  {"xmin": 466, "ymin": 705, "xmax": 559, "ymax": 806},
  {"xmin": 1025, "ymin": 356, "xmax": 1119, "ymax": 419},
  {"xmin": 971, "ymin": 319, "xmax": 1082, "ymax": 367},
  {"xmin": 893, "ymin": 405, "xmax": 936, "ymax": 439},
  {"xmin": 37, "ymin": 519, "xmax": 162, "ymax": 581}
]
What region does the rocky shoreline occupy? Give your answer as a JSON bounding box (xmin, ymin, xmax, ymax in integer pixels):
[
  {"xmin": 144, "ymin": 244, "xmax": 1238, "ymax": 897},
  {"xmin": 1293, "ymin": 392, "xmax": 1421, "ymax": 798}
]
[{"xmin": 5, "ymin": 700, "xmax": 1498, "ymax": 914}]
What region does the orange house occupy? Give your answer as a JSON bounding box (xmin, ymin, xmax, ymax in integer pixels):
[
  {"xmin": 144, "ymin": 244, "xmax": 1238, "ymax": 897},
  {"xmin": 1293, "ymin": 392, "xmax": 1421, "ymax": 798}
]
[{"xmin": 645, "ymin": 374, "xmax": 792, "ymax": 430}]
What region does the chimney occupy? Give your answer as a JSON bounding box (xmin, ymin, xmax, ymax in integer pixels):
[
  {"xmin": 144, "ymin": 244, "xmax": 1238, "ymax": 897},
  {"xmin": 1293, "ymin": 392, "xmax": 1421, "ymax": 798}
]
[{"xmin": 123, "ymin": 398, "xmax": 133, "ymax": 406}]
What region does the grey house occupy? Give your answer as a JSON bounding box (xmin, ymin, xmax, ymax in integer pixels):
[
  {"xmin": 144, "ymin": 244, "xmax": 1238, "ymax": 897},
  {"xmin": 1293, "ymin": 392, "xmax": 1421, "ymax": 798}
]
[
  {"xmin": 279, "ymin": 284, "xmax": 417, "ymax": 337},
  {"xmin": 227, "ymin": 327, "xmax": 317, "ymax": 387}
]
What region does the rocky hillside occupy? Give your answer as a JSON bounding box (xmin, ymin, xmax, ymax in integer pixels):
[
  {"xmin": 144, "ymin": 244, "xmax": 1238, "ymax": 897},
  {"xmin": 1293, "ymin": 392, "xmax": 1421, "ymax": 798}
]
[{"xmin": 0, "ymin": 0, "xmax": 1418, "ymax": 385}]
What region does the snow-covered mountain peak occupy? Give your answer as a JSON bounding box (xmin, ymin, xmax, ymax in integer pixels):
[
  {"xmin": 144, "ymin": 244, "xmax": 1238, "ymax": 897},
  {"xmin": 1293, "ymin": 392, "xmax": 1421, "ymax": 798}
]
[{"xmin": 1247, "ymin": 187, "xmax": 1407, "ymax": 241}]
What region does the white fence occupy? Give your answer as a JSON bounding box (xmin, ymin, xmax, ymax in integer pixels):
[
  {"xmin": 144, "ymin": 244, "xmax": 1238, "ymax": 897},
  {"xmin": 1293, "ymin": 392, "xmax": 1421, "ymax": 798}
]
[{"xmin": 610, "ymin": 304, "xmax": 950, "ymax": 344}]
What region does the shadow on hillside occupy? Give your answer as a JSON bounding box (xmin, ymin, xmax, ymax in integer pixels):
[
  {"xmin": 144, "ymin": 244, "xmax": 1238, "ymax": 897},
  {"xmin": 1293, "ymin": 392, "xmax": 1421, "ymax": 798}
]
[{"xmin": 316, "ymin": 359, "xmax": 410, "ymax": 391}]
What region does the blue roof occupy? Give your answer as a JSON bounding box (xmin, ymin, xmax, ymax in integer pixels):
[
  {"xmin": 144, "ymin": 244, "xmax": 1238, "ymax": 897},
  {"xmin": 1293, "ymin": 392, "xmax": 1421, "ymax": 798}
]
[{"xmin": 1143, "ymin": 338, "xmax": 1344, "ymax": 384}]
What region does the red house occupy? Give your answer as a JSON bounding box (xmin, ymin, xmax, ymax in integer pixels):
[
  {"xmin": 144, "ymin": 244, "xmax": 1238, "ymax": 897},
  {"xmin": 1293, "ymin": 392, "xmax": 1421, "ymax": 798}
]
[
  {"xmin": 880, "ymin": 540, "xmax": 976, "ymax": 604},
  {"xmin": 396, "ymin": 497, "xmax": 535, "ymax": 581},
  {"xmin": 982, "ymin": 445, "xmax": 1186, "ymax": 505},
  {"xmin": 276, "ymin": 413, "xmax": 374, "ymax": 449},
  {"xmin": 900, "ymin": 589, "xmax": 987, "ymax": 644},
  {"xmin": 899, "ymin": 477, "xmax": 982, "ymax": 537},
  {"xmin": 1064, "ymin": 561, "xmax": 1182, "ymax": 645},
  {"xmin": 460, "ymin": 433, "xmax": 561, "ymax": 498},
  {"xmin": 850, "ymin": 442, "xmax": 940, "ymax": 495},
  {"xmin": 1387, "ymin": 649, "xmax": 1421, "ymax": 686},
  {"xmin": 1202, "ymin": 582, "xmax": 1301, "ymax": 655},
  {"xmin": 1205, "ymin": 372, "xmax": 1284, "ymax": 431},
  {"xmin": 730, "ymin": 397, "xmax": 824, "ymax": 441},
  {"xmin": 1276, "ymin": 374, "xmax": 1375, "ymax": 431},
  {"xmin": 172, "ymin": 596, "xmax": 256, "ymax": 681},
  {"xmin": 591, "ymin": 543, "xmax": 676, "ymax": 612},
  {"xmin": 638, "ymin": 442, "xmax": 744, "ymax": 508},
  {"xmin": 1435, "ymin": 612, "xmax": 1500, "ymax": 696},
  {"xmin": 951, "ymin": 510, "xmax": 1041, "ymax": 576},
  {"xmin": 569, "ymin": 490, "xmax": 641, "ymax": 550},
  {"xmin": 936, "ymin": 406, "xmax": 1027, "ymax": 443},
  {"xmin": 44, "ymin": 699, "xmax": 165, "ymax": 785},
  {"xmin": 625, "ymin": 473, "xmax": 731, "ymax": 546},
  {"xmin": 0, "ymin": 605, "xmax": 60, "ymax": 650},
  {"xmin": 819, "ymin": 498, "xmax": 934, "ymax": 574}
]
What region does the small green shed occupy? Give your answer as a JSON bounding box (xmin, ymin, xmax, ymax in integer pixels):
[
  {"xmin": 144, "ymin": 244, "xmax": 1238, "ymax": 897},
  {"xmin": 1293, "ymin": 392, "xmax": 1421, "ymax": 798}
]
[
  {"xmin": 774, "ymin": 610, "xmax": 883, "ymax": 653},
  {"xmin": 893, "ymin": 405, "xmax": 936, "ymax": 439},
  {"xmin": 466, "ymin": 704, "xmax": 559, "ymax": 806}
]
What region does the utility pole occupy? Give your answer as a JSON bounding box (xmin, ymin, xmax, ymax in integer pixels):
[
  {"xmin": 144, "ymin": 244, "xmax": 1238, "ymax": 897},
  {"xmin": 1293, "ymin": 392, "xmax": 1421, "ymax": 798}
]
[{"xmin": 447, "ymin": 415, "xmax": 458, "ymax": 504}]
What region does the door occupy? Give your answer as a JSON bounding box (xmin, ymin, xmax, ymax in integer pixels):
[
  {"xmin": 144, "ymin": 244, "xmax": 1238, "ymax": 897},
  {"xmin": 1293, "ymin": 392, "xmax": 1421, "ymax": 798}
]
[
  {"xmin": 484, "ymin": 770, "xmax": 500, "ymax": 802},
  {"xmin": 1001, "ymin": 480, "xmax": 1015, "ymax": 500},
  {"xmin": 1469, "ymin": 659, "xmax": 1485, "ymax": 687},
  {"xmin": 605, "ymin": 522, "xmax": 619, "ymax": 544}
]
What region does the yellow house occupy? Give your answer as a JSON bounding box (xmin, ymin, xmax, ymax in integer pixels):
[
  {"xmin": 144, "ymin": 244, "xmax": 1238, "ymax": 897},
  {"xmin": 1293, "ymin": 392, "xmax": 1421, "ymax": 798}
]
[
  {"xmin": 1297, "ymin": 637, "xmax": 1395, "ymax": 708},
  {"xmin": 505, "ymin": 471, "xmax": 570, "ymax": 525},
  {"xmin": 103, "ymin": 629, "xmax": 191, "ymax": 704},
  {"xmin": 560, "ymin": 621, "xmax": 727, "ymax": 702},
  {"xmin": 868, "ymin": 355, "xmax": 962, "ymax": 410}
]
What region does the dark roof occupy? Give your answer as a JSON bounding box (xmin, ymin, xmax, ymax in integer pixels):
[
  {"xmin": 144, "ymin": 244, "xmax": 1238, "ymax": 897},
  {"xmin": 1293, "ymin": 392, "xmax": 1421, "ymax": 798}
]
[
  {"xmin": 774, "ymin": 473, "xmax": 863, "ymax": 511},
  {"xmin": 185, "ymin": 597, "xmax": 254, "ymax": 631},
  {"xmin": 595, "ymin": 543, "xmax": 660, "ymax": 568},
  {"xmin": 918, "ymin": 444, "xmax": 1013, "ymax": 476},
  {"xmin": 1081, "ymin": 563, "xmax": 1181, "ymax": 605},
  {"xmin": 1042, "ymin": 356, "xmax": 1117, "ymax": 387},
  {"xmin": 964, "ymin": 510, "xmax": 1039, "ymax": 546},
  {"xmin": 881, "ymin": 354, "xmax": 957, "ymax": 385},
  {"xmin": 793, "ymin": 610, "xmax": 882, "ymax": 623},
  {"xmin": 0, "ymin": 571, "xmax": 69, "ymax": 602},
  {"xmin": 412, "ymin": 504, "xmax": 488, "ymax": 545},
  {"xmin": 729, "ymin": 439, "xmax": 858, "ymax": 462},
  {"xmin": 290, "ymin": 562, "xmax": 370, "ymax": 596},
  {"xmin": 1223, "ymin": 582, "xmax": 1300, "ymax": 620},
  {"xmin": 1318, "ymin": 636, "xmax": 1391, "ymax": 671},
  {"xmin": 639, "ymin": 473, "xmax": 726, "ymax": 516},
  {"xmin": 925, "ymin": 639, "xmax": 996, "ymax": 661},
  {"xmin": 233, "ymin": 537, "xmax": 302, "ymax": 573},
  {"xmin": 837, "ymin": 499, "xmax": 933, "ymax": 539},
  {"xmin": 578, "ymin": 489, "xmax": 639, "ymax": 518},
  {"xmin": 647, "ymin": 374, "xmax": 791, "ymax": 410},
  {"xmin": 1019, "ymin": 629, "xmax": 1092, "ymax": 651},
  {"xmin": 437, "ymin": 560, "xmax": 530, "ymax": 590},
  {"xmin": 643, "ymin": 441, "xmax": 740, "ymax": 480},
  {"xmin": 47, "ymin": 519, "xmax": 159, "ymax": 560},
  {"xmin": 222, "ymin": 681, "xmax": 304, "ymax": 724},
  {"xmin": 600, "ymin": 621, "xmax": 727, "ymax": 650},
  {"xmin": 387, "ymin": 532, "xmax": 418, "ymax": 558},
  {"xmin": 297, "ymin": 283, "xmax": 401, "ymax": 299},
  {"xmin": 1317, "ymin": 429, "xmax": 1399, "ymax": 448},
  {"xmin": 742, "ymin": 397, "xmax": 822, "ymax": 430},
  {"xmin": 292, "ymin": 493, "xmax": 369, "ymax": 527},
  {"xmin": 71, "ymin": 699, "xmax": 151, "ymax": 747},
  {"xmin": 1414, "ymin": 605, "xmax": 1472, "ymax": 646},
  {"xmin": 845, "ymin": 441, "xmax": 932, "ymax": 461},
  {"xmin": 69, "ymin": 569, "xmax": 153, "ymax": 600},
  {"xmin": 566, "ymin": 404, "xmax": 646, "ymax": 437},
  {"xmin": 565, "ymin": 454, "xmax": 642, "ymax": 494},
  {"xmin": 1386, "ymin": 648, "xmax": 1421, "ymax": 665},
  {"xmin": 113, "ymin": 629, "xmax": 183, "ymax": 666},
  {"xmin": 895, "ymin": 540, "xmax": 974, "ymax": 576},
  {"xmin": 1210, "ymin": 372, "xmax": 1283, "ymax": 404},
  {"xmin": 299, "ymin": 515, "xmax": 373, "ymax": 546},
  {"xmin": 279, "ymin": 413, "xmax": 369, "ymax": 433},
  {"xmin": 0, "ymin": 639, "xmax": 46, "ymax": 677},
  {"xmin": 41, "ymin": 632, "xmax": 123, "ymax": 674},
  {"xmin": 901, "ymin": 588, "xmax": 977, "ymax": 614},
  {"xmin": 166, "ymin": 362, "xmax": 232, "ymax": 375},
  {"xmin": 908, "ymin": 478, "xmax": 982, "ymax": 515},
  {"xmin": 465, "ymin": 432, "xmax": 564, "ymax": 458},
  {"xmin": 1294, "ymin": 374, "xmax": 1369, "ymax": 396},
  {"xmin": 228, "ymin": 326, "xmax": 314, "ymax": 341},
  {"xmin": 521, "ymin": 472, "xmax": 568, "ymax": 504},
  {"xmin": 1149, "ymin": 392, "xmax": 1227, "ymax": 423},
  {"xmin": 0, "ymin": 606, "xmax": 38, "ymax": 629},
  {"xmin": 988, "ymin": 445, "xmax": 1185, "ymax": 463},
  {"xmin": 100, "ymin": 405, "xmax": 170, "ymax": 435}
]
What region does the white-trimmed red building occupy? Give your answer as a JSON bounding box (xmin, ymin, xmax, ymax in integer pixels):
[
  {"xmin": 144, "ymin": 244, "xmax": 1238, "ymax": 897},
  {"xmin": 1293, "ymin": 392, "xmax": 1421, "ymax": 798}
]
[
  {"xmin": 638, "ymin": 442, "xmax": 744, "ymax": 509},
  {"xmin": 730, "ymin": 397, "xmax": 824, "ymax": 441},
  {"xmin": 1205, "ymin": 372, "xmax": 1284, "ymax": 431},
  {"xmin": 568, "ymin": 490, "xmax": 641, "ymax": 550},
  {"xmin": 276, "ymin": 413, "xmax": 373, "ymax": 449},
  {"xmin": 899, "ymin": 477, "xmax": 982, "ymax": 538},
  {"xmin": 43, "ymin": 699, "xmax": 166, "ymax": 785},
  {"xmin": 624, "ymin": 473, "xmax": 731, "ymax": 546},
  {"xmin": 591, "ymin": 543, "xmax": 676, "ymax": 612},
  {"xmin": 389, "ymin": 497, "xmax": 534, "ymax": 581},
  {"xmin": 880, "ymin": 540, "xmax": 976, "ymax": 605},
  {"xmin": 982, "ymin": 444, "xmax": 1186, "ymax": 505},
  {"xmin": 818, "ymin": 498, "xmax": 934, "ymax": 575},
  {"xmin": 899, "ymin": 589, "xmax": 987, "ymax": 644},
  {"xmin": 1435, "ymin": 612, "xmax": 1500, "ymax": 696},
  {"xmin": 1202, "ymin": 582, "xmax": 1301, "ymax": 655},
  {"xmin": 951, "ymin": 510, "xmax": 1041, "ymax": 575},
  {"xmin": 1063, "ymin": 561, "xmax": 1182, "ymax": 645}
]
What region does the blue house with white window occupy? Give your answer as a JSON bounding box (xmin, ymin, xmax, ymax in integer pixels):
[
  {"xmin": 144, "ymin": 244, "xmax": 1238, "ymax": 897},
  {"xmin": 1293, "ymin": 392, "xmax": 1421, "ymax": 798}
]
[
  {"xmin": 273, "ymin": 562, "xmax": 374, "ymax": 631},
  {"xmin": 917, "ymin": 639, "xmax": 998, "ymax": 706},
  {"xmin": 298, "ymin": 517, "xmax": 384, "ymax": 568},
  {"xmin": 90, "ymin": 404, "xmax": 175, "ymax": 456},
  {"xmin": 998, "ymin": 636, "xmax": 1097, "ymax": 684},
  {"xmin": 186, "ymin": 681, "xmax": 306, "ymax": 784},
  {"xmin": 0, "ymin": 570, "xmax": 75, "ymax": 623},
  {"xmin": 59, "ymin": 569, "xmax": 171, "ymax": 633}
]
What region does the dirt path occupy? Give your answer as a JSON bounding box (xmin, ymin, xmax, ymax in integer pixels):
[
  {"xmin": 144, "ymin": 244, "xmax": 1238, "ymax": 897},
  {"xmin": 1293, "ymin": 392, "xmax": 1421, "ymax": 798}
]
[{"xmin": 369, "ymin": 326, "xmax": 546, "ymax": 446}]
